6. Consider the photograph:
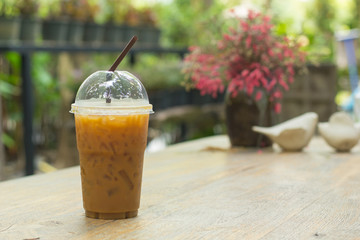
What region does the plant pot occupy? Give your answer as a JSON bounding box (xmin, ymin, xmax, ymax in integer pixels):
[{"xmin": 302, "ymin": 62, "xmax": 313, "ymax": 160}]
[
  {"xmin": 225, "ymin": 91, "xmax": 272, "ymax": 147},
  {"xmin": 0, "ymin": 16, "xmax": 21, "ymax": 42},
  {"xmin": 20, "ymin": 17, "xmax": 41, "ymax": 43},
  {"xmin": 66, "ymin": 20, "xmax": 84, "ymax": 45},
  {"xmin": 83, "ymin": 22, "xmax": 105, "ymax": 45},
  {"xmin": 42, "ymin": 19, "xmax": 69, "ymax": 44},
  {"xmin": 103, "ymin": 23, "xmax": 121, "ymax": 44}
]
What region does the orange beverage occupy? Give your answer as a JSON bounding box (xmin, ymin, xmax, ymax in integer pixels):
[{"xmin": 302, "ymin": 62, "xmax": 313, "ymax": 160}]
[
  {"xmin": 70, "ymin": 70, "xmax": 153, "ymax": 219},
  {"xmin": 75, "ymin": 114, "xmax": 149, "ymax": 219}
]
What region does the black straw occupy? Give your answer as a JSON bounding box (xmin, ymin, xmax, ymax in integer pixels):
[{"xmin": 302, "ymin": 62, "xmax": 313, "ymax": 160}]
[
  {"xmin": 106, "ymin": 36, "xmax": 138, "ymax": 103},
  {"xmin": 108, "ymin": 36, "xmax": 138, "ymax": 72}
]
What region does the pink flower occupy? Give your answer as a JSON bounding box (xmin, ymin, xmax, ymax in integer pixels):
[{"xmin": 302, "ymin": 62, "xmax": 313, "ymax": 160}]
[
  {"xmin": 182, "ymin": 9, "xmax": 306, "ymax": 115},
  {"xmin": 260, "ymin": 77, "xmax": 268, "ymax": 87},
  {"xmin": 223, "ymin": 34, "xmax": 232, "ymax": 41},
  {"xmin": 241, "ymin": 21, "xmax": 249, "ymax": 31},
  {"xmin": 246, "ymin": 36, "xmax": 252, "ymax": 48},
  {"xmin": 268, "ymin": 49, "xmax": 274, "ymax": 57},
  {"xmin": 246, "ymin": 85, "xmax": 254, "ymax": 95},
  {"xmin": 263, "ymin": 15, "xmax": 271, "ymax": 22},
  {"xmin": 262, "ymin": 66, "xmax": 270, "ymax": 76},
  {"xmin": 242, "ymin": 69, "xmax": 249, "ymax": 77},
  {"xmin": 248, "ymin": 10, "xmax": 256, "ymax": 20},
  {"xmin": 287, "ymin": 64, "xmax": 294, "ymax": 75},
  {"xmin": 279, "ymin": 79, "xmax": 289, "ymax": 91},
  {"xmin": 273, "ymin": 90, "xmax": 282, "ymax": 98}
]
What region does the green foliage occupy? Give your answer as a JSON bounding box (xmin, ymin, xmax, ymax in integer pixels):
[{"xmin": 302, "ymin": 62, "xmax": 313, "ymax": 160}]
[
  {"xmin": 304, "ymin": 0, "xmax": 336, "ymax": 63},
  {"xmin": 37, "ymin": 0, "xmax": 61, "ymax": 19},
  {"xmin": 5, "ymin": 52, "xmax": 21, "ymax": 73},
  {"xmin": 0, "ymin": 0, "xmax": 19, "ymax": 17},
  {"xmin": 0, "ymin": 52, "xmax": 61, "ymax": 150},
  {"xmin": 0, "ymin": 53, "xmax": 22, "ymax": 149},
  {"xmin": 17, "ymin": 0, "xmax": 38, "ymax": 17},
  {"xmin": 130, "ymin": 54, "xmax": 184, "ymax": 90},
  {"xmin": 271, "ymin": 0, "xmax": 358, "ymax": 64},
  {"xmin": 32, "ymin": 53, "xmax": 61, "ymax": 122},
  {"xmin": 0, "ymin": 53, "xmax": 21, "ymax": 122},
  {"xmin": 81, "ymin": 53, "xmax": 128, "ymax": 77},
  {"xmin": 0, "ymin": 53, "xmax": 21, "ymax": 102},
  {"xmin": 103, "ymin": 0, "xmax": 130, "ymax": 23},
  {"xmin": 79, "ymin": 53, "xmax": 184, "ymax": 91},
  {"xmin": 311, "ymin": 0, "xmax": 335, "ymax": 33},
  {"xmin": 157, "ymin": 0, "xmax": 227, "ymax": 47},
  {"xmin": 1, "ymin": 132, "xmax": 15, "ymax": 148},
  {"xmin": 0, "ymin": 53, "xmax": 61, "ymax": 123},
  {"xmin": 0, "ymin": 80, "xmax": 19, "ymax": 99}
]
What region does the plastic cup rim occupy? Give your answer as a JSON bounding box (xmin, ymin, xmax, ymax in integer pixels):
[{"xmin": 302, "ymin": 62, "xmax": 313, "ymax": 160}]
[{"xmin": 70, "ymin": 103, "xmax": 154, "ymax": 115}]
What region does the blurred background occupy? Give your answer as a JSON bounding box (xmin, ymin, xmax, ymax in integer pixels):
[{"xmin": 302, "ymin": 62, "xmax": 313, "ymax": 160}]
[{"xmin": 0, "ymin": 0, "xmax": 359, "ymax": 180}]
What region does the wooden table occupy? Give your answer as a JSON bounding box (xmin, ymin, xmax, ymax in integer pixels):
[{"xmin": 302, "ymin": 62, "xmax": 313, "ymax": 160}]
[{"xmin": 1, "ymin": 135, "xmax": 360, "ymax": 239}]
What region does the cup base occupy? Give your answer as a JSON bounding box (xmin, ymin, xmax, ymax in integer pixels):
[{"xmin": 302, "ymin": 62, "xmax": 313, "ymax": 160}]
[{"xmin": 85, "ymin": 210, "xmax": 138, "ymax": 219}]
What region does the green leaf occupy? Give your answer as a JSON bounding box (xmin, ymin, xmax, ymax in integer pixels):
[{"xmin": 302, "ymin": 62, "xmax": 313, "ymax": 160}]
[
  {"xmin": 5, "ymin": 52, "xmax": 21, "ymax": 73},
  {"xmin": 0, "ymin": 80, "xmax": 20, "ymax": 98},
  {"xmin": 2, "ymin": 132, "xmax": 15, "ymax": 148}
]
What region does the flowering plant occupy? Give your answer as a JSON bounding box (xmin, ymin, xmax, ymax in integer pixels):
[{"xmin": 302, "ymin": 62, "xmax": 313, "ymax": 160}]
[{"xmin": 183, "ymin": 10, "xmax": 306, "ymax": 113}]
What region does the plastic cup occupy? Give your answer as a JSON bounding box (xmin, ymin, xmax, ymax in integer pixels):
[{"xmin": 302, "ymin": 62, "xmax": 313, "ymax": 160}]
[{"xmin": 70, "ymin": 71, "xmax": 153, "ymax": 219}]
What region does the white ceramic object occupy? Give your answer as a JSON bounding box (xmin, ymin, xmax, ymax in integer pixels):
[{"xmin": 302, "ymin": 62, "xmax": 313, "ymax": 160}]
[
  {"xmin": 318, "ymin": 112, "xmax": 360, "ymax": 152},
  {"xmin": 252, "ymin": 112, "xmax": 318, "ymax": 151}
]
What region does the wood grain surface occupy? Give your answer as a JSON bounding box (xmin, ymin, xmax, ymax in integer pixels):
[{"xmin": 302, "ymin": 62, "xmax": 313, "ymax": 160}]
[{"xmin": 1, "ymin": 135, "xmax": 360, "ymax": 240}]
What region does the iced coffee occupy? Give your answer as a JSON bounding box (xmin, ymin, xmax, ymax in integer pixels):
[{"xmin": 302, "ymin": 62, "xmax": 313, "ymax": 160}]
[{"xmin": 70, "ymin": 71, "xmax": 153, "ymax": 219}]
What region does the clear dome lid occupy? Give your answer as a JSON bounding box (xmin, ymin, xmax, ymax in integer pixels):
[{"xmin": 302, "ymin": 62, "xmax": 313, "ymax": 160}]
[{"xmin": 70, "ymin": 71, "xmax": 153, "ymax": 115}]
